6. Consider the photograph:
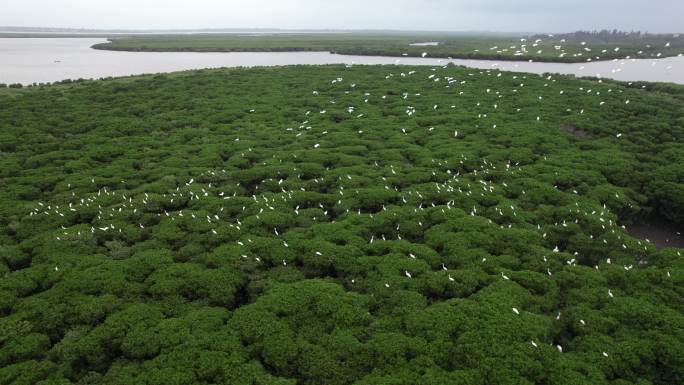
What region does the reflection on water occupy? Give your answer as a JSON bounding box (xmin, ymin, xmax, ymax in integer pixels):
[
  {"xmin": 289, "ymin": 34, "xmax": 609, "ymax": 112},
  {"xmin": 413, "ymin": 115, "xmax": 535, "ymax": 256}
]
[
  {"xmin": 1, "ymin": 38, "xmax": 683, "ymax": 85},
  {"xmin": 627, "ymin": 218, "xmax": 684, "ymax": 249}
]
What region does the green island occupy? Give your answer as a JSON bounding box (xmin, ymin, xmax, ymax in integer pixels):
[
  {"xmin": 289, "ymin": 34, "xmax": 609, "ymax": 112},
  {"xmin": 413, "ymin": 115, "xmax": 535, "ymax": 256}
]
[
  {"xmin": 90, "ymin": 31, "xmax": 684, "ymax": 63},
  {"xmin": 1, "ymin": 63, "xmax": 683, "ymax": 385}
]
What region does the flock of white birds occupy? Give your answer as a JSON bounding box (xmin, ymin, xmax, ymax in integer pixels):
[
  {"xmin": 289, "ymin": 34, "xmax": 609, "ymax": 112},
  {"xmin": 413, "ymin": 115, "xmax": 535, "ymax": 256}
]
[
  {"xmin": 403, "ymin": 37, "xmax": 682, "ymax": 84},
  {"xmin": 26, "ymin": 37, "xmax": 682, "ymax": 359}
]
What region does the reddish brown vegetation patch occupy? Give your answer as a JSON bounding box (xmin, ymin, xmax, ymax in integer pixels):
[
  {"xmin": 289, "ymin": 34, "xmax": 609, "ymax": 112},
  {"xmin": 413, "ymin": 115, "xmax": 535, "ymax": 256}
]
[{"xmin": 560, "ymin": 124, "xmax": 588, "ymax": 137}]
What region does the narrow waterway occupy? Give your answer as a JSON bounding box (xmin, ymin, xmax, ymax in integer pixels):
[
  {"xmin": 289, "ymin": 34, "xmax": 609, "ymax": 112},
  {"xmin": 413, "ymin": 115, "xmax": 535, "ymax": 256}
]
[{"xmin": 1, "ymin": 38, "xmax": 683, "ymax": 85}]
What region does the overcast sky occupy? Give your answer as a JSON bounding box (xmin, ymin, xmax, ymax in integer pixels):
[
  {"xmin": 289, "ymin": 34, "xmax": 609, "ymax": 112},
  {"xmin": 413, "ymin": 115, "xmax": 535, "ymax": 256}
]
[{"xmin": 2, "ymin": 0, "xmax": 682, "ymax": 33}]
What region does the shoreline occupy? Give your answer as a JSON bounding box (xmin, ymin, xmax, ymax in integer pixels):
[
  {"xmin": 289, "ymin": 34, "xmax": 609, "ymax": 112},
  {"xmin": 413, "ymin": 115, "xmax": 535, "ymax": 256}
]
[{"xmin": 90, "ymin": 42, "xmax": 680, "ymax": 64}]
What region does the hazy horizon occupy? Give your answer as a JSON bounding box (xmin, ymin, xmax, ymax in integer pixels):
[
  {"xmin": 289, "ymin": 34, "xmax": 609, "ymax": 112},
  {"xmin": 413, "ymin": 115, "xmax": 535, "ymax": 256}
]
[
  {"xmin": 2, "ymin": 0, "xmax": 682, "ymax": 34},
  {"xmin": 2, "ymin": 27, "xmax": 682, "ymax": 36}
]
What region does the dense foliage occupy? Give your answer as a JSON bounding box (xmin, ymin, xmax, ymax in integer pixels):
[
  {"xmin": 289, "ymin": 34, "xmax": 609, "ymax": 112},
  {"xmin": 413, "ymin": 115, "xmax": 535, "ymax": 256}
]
[
  {"xmin": 92, "ymin": 31, "xmax": 684, "ymax": 63},
  {"xmin": 1, "ymin": 64, "xmax": 683, "ymax": 385}
]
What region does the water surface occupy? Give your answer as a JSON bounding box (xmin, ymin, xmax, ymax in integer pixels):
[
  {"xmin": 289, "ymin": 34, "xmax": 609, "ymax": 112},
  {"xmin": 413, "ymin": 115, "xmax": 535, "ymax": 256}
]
[
  {"xmin": 409, "ymin": 42, "xmax": 440, "ymax": 46},
  {"xmin": 628, "ymin": 219, "xmax": 683, "ymax": 249},
  {"xmin": 1, "ymin": 38, "xmax": 683, "ymax": 85}
]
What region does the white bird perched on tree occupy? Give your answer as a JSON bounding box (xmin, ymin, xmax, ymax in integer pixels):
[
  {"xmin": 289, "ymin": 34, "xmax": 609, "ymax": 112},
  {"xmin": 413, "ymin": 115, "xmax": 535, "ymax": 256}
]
[
  {"xmin": 512, "ymin": 307, "xmax": 520, "ymax": 315},
  {"xmin": 405, "ymin": 271, "xmax": 412, "ymax": 279}
]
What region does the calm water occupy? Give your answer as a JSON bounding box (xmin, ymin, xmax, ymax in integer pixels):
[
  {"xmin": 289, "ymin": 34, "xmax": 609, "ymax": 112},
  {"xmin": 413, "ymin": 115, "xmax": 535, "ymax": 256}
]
[
  {"xmin": 627, "ymin": 219, "xmax": 684, "ymax": 249},
  {"xmin": 1, "ymin": 38, "xmax": 683, "ymax": 85},
  {"xmin": 409, "ymin": 42, "xmax": 440, "ymax": 46}
]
